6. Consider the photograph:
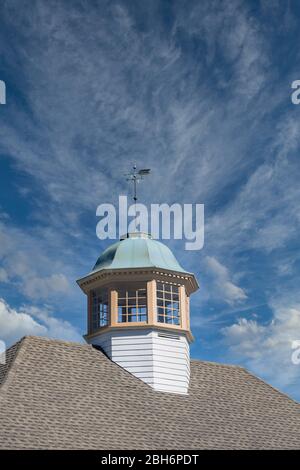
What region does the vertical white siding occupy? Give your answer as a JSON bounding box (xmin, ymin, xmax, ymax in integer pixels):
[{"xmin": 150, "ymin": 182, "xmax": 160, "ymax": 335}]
[{"xmin": 88, "ymin": 329, "xmax": 190, "ymax": 394}]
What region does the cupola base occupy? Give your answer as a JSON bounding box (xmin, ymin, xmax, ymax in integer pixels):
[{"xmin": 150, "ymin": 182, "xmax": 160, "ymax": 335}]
[{"xmin": 86, "ymin": 328, "xmax": 190, "ymax": 395}]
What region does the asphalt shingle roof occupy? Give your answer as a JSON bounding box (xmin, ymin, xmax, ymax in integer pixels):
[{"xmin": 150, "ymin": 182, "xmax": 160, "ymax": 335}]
[{"xmin": 0, "ymin": 335, "xmax": 299, "ymax": 449}]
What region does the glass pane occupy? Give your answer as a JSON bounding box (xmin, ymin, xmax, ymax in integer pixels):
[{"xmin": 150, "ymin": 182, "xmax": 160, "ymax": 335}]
[
  {"xmin": 130, "ymin": 307, "xmax": 137, "ymax": 314},
  {"xmin": 156, "ymin": 282, "xmax": 181, "ymax": 325},
  {"xmin": 91, "ymin": 289, "xmax": 109, "ymax": 331},
  {"xmin": 116, "ymin": 285, "xmax": 148, "ymax": 323},
  {"xmin": 138, "ymin": 303, "xmax": 147, "ymax": 309},
  {"xmin": 118, "ymin": 289, "xmax": 126, "ymax": 298},
  {"xmin": 127, "ymin": 313, "xmax": 137, "ymax": 322},
  {"xmin": 118, "ymin": 306, "xmax": 127, "ymax": 323},
  {"xmin": 137, "ymin": 288, "xmax": 146, "ymax": 295},
  {"xmin": 156, "ymin": 282, "xmax": 164, "ymax": 291},
  {"xmin": 127, "ymin": 290, "xmax": 136, "ymax": 298}
]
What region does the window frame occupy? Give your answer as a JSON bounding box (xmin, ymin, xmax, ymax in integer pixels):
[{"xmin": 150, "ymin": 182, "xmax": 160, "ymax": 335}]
[
  {"xmin": 90, "ymin": 288, "xmax": 109, "ymax": 332},
  {"xmin": 156, "ymin": 282, "xmax": 181, "ymax": 326},
  {"xmin": 116, "ymin": 284, "xmax": 148, "ymax": 324}
]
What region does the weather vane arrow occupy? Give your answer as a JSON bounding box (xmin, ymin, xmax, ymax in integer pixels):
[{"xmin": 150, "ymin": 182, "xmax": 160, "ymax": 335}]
[{"xmin": 125, "ymin": 164, "xmax": 151, "ymax": 231}]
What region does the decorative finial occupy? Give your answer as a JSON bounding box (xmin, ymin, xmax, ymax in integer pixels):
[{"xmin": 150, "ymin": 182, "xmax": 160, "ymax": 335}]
[
  {"xmin": 125, "ymin": 165, "xmax": 151, "ymax": 231},
  {"xmin": 125, "ymin": 165, "xmax": 151, "ymax": 203}
]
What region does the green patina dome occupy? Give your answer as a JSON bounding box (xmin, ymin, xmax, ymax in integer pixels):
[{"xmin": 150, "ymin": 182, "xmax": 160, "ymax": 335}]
[{"xmin": 92, "ymin": 232, "xmax": 188, "ymax": 274}]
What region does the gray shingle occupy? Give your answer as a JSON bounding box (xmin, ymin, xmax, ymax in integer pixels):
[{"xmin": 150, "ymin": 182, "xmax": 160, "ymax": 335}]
[
  {"xmin": 0, "ymin": 338, "xmax": 23, "ymax": 387},
  {"xmin": 0, "ymin": 335, "xmax": 299, "ymax": 449}
]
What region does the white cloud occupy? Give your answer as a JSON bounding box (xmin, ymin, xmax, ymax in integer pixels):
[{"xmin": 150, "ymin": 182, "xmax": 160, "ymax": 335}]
[
  {"xmin": 0, "ymin": 268, "xmax": 8, "ymax": 283},
  {"xmin": 176, "ymin": 0, "xmax": 270, "ymax": 102},
  {"xmin": 252, "ymin": 221, "xmax": 295, "ymax": 253},
  {"xmin": 0, "ymin": 0, "xmax": 273, "ymax": 222},
  {"xmin": 277, "ymin": 262, "xmax": 294, "ymax": 277},
  {"xmin": 0, "ymin": 221, "xmax": 73, "ymax": 301},
  {"xmin": 23, "ymin": 304, "xmax": 82, "ymax": 343},
  {"xmin": 222, "ymin": 318, "xmax": 267, "ymax": 358},
  {"xmin": 0, "ymin": 0, "xmax": 299, "ymax": 403},
  {"xmin": 22, "ymin": 274, "xmax": 70, "ymax": 300},
  {"xmin": 205, "ymin": 112, "xmax": 300, "ymax": 258},
  {"xmin": 222, "ymin": 303, "xmax": 300, "ymax": 390},
  {"xmin": 0, "ymin": 298, "xmax": 82, "ymax": 346},
  {"xmin": 206, "ymin": 256, "xmax": 247, "ymax": 305},
  {"xmin": 0, "ymin": 298, "xmax": 45, "ymax": 345}
]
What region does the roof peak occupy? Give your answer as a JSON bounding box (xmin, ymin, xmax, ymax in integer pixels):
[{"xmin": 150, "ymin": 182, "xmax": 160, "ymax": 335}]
[
  {"xmin": 18, "ymin": 335, "xmax": 87, "ymax": 348},
  {"xmin": 91, "ymin": 235, "xmax": 191, "ymax": 274}
]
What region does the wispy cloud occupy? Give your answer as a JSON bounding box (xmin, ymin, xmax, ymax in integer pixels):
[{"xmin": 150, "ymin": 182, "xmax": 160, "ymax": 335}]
[
  {"xmin": 0, "ymin": 298, "xmax": 82, "ymax": 346},
  {"xmin": 205, "ymin": 256, "xmax": 247, "ymax": 305},
  {"xmin": 222, "ymin": 301, "xmax": 300, "ymax": 395},
  {"xmin": 0, "ymin": 220, "xmax": 74, "ymax": 301},
  {"xmin": 0, "ymin": 0, "xmax": 300, "ymax": 399}
]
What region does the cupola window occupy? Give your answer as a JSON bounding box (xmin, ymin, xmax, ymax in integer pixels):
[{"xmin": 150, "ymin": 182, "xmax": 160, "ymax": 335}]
[
  {"xmin": 156, "ymin": 282, "xmax": 180, "ymax": 325},
  {"xmin": 117, "ymin": 285, "xmax": 147, "ymax": 323},
  {"xmin": 91, "ymin": 289, "xmax": 109, "ymax": 330}
]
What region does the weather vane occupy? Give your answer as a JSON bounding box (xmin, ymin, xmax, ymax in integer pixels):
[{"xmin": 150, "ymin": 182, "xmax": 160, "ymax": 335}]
[{"xmin": 125, "ymin": 164, "xmax": 151, "ymax": 231}]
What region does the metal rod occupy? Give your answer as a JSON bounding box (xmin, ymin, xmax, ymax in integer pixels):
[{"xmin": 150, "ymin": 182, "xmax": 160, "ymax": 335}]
[{"xmin": 125, "ymin": 165, "xmax": 151, "ymax": 233}]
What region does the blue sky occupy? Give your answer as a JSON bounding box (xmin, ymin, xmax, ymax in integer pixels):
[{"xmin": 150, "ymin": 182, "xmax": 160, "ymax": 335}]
[{"xmin": 1, "ymin": 0, "xmax": 300, "ymax": 400}]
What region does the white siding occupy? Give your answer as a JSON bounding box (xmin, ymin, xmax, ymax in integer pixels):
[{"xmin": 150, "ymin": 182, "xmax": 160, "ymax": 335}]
[{"xmin": 88, "ymin": 329, "xmax": 190, "ymax": 395}]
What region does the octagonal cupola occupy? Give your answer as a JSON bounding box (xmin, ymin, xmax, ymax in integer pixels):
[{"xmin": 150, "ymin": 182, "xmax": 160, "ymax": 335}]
[{"xmin": 77, "ymin": 232, "xmax": 199, "ymax": 395}]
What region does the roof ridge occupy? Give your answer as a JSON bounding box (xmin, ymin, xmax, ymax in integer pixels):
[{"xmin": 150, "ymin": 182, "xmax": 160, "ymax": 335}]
[
  {"xmin": 0, "ymin": 338, "xmax": 23, "ymax": 388},
  {"xmin": 0, "ymin": 336, "xmax": 28, "ymax": 396},
  {"xmin": 0, "ymin": 335, "xmax": 89, "ymax": 396},
  {"xmin": 192, "ymin": 358, "xmax": 300, "ymax": 405},
  {"xmin": 0, "ymin": 335, "xmax": 92, "ymax": 399},
  {"xmin": 241, "ymin": 367, "xmax": 300, "ymax": 406},
  {"xmin": 191, "ymin": 358, "xmax": 244, "ymax": 369},
  {"xmin": 16, "ymin": 335, "xmax": 90, "ymax": 350}
]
